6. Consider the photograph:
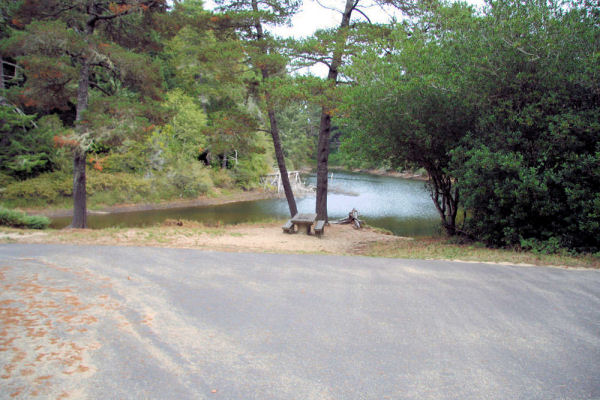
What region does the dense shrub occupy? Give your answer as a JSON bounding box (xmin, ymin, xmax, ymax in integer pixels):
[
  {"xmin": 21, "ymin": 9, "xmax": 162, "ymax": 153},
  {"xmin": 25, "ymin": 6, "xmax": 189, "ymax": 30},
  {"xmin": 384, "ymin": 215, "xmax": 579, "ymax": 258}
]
[
  {"xmin": 0, "ymin": 172, "xmax": 15, "ymax": 188},
  {"xmin": 1, "ymin": 170, "xmax": 154, "ymax": 206},
  {"xmin": 232, "ymin": 154, "xmax": 270, "ymax": 189},
  {"xmin": 2, "ymin": 172, "xmax": 72, "ymax": 204},
  {"xmin": 210, "ymin": 168, "xmax": 234, "ymax": 189},
  {"xmin": 100, "ymin": 148, "xmax": 148, "ymax": 174},
  {"xmin": 0, "ymin": 207, "xmax": 50, "ymax": 229},
  {"xmin": 163, "ymin": 161, "xmax": 213, "ymax": 198}
]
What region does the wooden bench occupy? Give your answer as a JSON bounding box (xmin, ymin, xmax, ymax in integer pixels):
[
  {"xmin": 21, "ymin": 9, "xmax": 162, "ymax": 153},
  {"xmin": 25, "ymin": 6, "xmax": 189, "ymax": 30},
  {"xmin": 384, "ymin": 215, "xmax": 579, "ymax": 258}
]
[
  {"xmin": 282, "ymin": 219, "xmax": 294, "ymax": 233},
  {"xmin": 314, "ymin": 220, "xmax": 325, "ymax": 238}
]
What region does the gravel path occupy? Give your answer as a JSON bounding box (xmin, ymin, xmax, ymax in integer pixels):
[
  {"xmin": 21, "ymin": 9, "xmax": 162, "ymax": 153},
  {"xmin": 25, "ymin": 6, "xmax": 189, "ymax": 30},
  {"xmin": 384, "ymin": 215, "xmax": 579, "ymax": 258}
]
[{"xmin": 1, "ymin": 244, "xmax": 599, "ymax": 399}]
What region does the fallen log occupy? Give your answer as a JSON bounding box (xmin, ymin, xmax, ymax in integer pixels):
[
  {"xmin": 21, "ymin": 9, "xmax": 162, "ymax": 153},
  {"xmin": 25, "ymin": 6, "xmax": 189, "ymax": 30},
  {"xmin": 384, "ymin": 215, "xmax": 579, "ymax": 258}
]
[{"xmin": 333, "ymin": 208, "xmax": 362, "ymax": 229}]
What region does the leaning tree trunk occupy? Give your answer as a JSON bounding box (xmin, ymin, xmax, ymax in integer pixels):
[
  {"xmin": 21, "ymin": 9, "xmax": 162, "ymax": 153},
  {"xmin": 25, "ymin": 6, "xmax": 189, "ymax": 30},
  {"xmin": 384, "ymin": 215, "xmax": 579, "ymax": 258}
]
[
  {"xmin": 251, "ymin": 0, "xmax": 298, "ymax": 217},
  {"xmin": 71, "ymin": 59, "xmax": 90, "ymax": 228},
  {"xmin": 315, "ymin": 0, "xmax": 355, "ymax": 222},
  {"xmin": 267, "ymin": 106, "xmax": 298, "ymax": 217}
]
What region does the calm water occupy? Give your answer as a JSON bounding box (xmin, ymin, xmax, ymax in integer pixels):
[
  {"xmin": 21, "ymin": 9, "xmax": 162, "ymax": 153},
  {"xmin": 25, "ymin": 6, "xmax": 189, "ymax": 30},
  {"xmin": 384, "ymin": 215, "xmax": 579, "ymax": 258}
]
[{"xmin": 51, "ymin": 171, "xmax": 441, "ymax": 236}]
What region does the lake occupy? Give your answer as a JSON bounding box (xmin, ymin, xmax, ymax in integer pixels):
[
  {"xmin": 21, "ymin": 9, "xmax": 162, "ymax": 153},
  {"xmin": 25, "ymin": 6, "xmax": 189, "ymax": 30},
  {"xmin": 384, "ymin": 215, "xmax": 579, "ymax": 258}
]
[{"xmin": 50, "ymin": 171, "xmax": 441, "ymax": 236}]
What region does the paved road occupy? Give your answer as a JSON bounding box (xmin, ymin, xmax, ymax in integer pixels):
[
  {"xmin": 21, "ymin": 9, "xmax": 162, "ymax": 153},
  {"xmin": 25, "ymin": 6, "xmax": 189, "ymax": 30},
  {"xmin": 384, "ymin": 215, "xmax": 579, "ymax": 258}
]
[{"xmin": 0, "ymin": 244, "xmax": 599, "ymax": 399}]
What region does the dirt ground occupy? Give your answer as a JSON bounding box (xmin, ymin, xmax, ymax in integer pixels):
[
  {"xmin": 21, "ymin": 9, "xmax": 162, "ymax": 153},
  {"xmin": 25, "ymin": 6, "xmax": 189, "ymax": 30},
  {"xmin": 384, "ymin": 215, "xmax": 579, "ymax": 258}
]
[{"xmin": 0, "ymin": 221, "xmax": 408, "ymax": 256}]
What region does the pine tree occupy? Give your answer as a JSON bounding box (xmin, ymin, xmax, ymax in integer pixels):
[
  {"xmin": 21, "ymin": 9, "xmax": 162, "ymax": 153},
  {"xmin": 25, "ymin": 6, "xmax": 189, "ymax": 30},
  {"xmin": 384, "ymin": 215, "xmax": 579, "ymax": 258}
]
[
  {"xmin": 3, "ymin": 0, "xmax": 166, "ymax": 228},
  {"xmin": 214, "ymin": 0, "xmax": 301, "ymax": 217}
]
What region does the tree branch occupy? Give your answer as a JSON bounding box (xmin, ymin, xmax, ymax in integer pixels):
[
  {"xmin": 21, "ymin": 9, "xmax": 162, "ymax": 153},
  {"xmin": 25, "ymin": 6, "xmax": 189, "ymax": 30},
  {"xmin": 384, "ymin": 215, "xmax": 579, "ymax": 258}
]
[
  {"xmin": 90, "ymin": 81, "xmax": 112, "ymax": 96},
  {"xmin": 315, "ymin": 0, "xmax": 343, "ymax": 14},
  {"xmin": 293, "ymin": 54, "xmax": 332, "ymax": 69},
  {"xmin": 41, "ymin": 4, "xmax": 79, "ymax": 18},
  {"xmin": 353, "ymin": 7, "xmax": 372, "ymax": 23}
]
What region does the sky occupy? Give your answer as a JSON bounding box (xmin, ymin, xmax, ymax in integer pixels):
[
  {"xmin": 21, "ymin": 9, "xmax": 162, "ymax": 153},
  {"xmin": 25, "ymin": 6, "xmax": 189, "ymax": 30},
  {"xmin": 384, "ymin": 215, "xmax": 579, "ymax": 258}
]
[{"xmin": 203, "ymin": 0, "xmax": 487, "ymax": 39}]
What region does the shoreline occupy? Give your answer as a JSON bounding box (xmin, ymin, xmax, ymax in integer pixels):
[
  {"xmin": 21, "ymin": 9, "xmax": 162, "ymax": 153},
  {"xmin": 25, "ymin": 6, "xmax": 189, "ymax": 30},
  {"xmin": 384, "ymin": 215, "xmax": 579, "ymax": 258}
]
[
  {"xmin": 29, "ymin": 189, "xmax": 280, "ymax": 218},
  {"xmin": 329, "ymin": 166, "xmax": 429, "ymax": 181}
]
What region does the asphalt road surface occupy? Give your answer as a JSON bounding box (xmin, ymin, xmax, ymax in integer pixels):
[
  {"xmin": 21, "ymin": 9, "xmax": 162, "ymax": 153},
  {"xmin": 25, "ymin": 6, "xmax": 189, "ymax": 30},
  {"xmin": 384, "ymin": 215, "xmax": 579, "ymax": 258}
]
[{"xmin": 1, "ymin": 244, "xmax": 599, "ymax": 399}]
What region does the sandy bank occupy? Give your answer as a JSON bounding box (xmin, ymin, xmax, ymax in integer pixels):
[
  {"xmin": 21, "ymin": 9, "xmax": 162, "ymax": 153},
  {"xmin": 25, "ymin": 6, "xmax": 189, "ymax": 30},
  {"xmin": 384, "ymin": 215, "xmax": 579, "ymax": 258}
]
[{"xmin": 0, "ymin": 221, "xmax": 406, "ymax": 256}]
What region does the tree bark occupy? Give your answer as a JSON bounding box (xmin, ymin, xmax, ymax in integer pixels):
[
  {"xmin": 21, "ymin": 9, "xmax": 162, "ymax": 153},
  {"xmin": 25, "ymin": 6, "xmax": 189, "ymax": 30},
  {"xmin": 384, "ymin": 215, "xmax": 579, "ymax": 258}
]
[
  {"xmin": 71, "ymin": 58, "xmax": 90, "ymax": 228},
  {"xmin": 252, "ymin": 0, "xmax": 298, "ymax": 217},
  {"xmin": 0, "ymin": 55, "xmax": 5, "ymax": 90},
  {"xmin": 427, "ymin": 170, "xmax": 459, "ymax": 236},
  {"xmin": 267, "ymin": 106, "xmax": 298, "ymax": 217},
  {"xmin": 71, "ymin": 148, "xmax": 87, "ymax": 228},
  {"xmin": 315, "ymin": 0, "xmax": 355, "ymax": 221}
]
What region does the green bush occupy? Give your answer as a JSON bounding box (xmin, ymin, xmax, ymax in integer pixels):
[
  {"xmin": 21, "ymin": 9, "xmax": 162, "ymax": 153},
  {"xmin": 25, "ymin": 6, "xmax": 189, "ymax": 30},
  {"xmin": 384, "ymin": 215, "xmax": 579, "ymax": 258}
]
[
  {"xmin": 0, "ymin": 172, "xmax": 15, "ymax": 188},
  {"xmin": 101, "ymin": 149, "xmax": 148, "ymax": 174},
  {"xmin": 163, "ymin": 161, "xmax": 213, "ymax": 198},
  {"xmin": 1, "ymin": 170, "xmax": 154, "ymax": 207},
  {"xmin": 2, "ymin": 172, "xmax": 72, "ymax": 204},
  {"xmin": 232, "ymin": 154, "xmax": 270, "ymax": 189},
  {"xmin": 209, "ymin": 168, "xmax": 234, "ymax": 189},
  {"xmin": 0, "ymin": 207, "xmax": 50, "ymax": 229}
]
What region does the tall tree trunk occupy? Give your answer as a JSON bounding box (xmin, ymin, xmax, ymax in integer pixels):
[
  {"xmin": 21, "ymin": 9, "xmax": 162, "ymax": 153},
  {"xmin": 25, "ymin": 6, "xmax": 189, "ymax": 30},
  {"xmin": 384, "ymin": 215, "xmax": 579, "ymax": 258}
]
[
  {"xmin": 0, "ymin": 55, "xmax": 5, "ymax": 90},
  {"xmin": 72, "ymin": 148, "xmax": 87, "ymax": 228},
  {"xmin": 267, "ymin": 105, "xmax": 298, "ymax": 217},
  {"xmin": 71, "ymin": 59, "xmax": 90, "ymax": 228},
  {"xmin": 315, "ymin": 0, "xmax": 355, "ymax": 221},
  {"xmin": 252, "ymin": 0, "xmax": 297, "ymax": 217},
  {"xmin": 315, "ymin": 109, "xmax": 331, "ymax": 221}
]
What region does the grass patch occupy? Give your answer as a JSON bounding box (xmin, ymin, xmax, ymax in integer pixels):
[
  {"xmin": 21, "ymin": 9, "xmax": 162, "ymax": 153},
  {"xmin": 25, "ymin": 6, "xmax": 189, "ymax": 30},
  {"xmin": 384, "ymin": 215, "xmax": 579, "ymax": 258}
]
[{"xmin": 362, "ymin": 237, "xmax": 600, "ymax": 268}]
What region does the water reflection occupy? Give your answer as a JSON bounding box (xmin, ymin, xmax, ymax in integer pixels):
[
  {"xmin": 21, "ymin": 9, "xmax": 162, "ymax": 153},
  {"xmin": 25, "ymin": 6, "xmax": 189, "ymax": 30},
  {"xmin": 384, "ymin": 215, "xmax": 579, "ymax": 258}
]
[{"xmin": 51, "ymin": 171, "xmax": 441, "ymax": 236}]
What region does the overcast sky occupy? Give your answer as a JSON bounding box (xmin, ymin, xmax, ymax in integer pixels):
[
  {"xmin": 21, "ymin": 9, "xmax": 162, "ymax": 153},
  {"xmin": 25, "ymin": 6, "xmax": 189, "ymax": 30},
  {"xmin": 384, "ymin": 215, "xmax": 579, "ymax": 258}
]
[{"xmin": 203, "ymin": 0, "xmax": 486, "ymax": 39}]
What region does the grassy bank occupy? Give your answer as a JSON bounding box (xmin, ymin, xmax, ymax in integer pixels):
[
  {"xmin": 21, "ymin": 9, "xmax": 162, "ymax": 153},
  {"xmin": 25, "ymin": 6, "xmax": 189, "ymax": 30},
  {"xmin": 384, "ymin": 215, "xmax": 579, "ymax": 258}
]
[{"xmin": 360, "ymin": 236, "xmax": 600, "ymax": 269}]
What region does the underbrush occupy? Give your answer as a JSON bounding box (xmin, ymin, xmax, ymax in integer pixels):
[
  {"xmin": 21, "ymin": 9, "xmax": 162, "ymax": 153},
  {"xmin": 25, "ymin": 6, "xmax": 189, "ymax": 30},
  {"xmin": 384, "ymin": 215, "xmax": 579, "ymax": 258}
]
[
  {"xmin": 0, "ymin": 161, "xmax": 259, "ymax": 209},
  {"xmin": 0, "ymin": 207, "xmax": 50, "ymax": 229}
]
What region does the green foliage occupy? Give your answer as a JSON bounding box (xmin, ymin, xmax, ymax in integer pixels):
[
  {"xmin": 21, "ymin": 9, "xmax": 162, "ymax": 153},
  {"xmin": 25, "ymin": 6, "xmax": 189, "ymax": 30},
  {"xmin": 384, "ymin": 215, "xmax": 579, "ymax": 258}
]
[
  {"xmin": 338, "ymin": 0, "xmax": 600, "ymax": 252},
  {"xmin": 0, "ymin": 170, "xmax": 155, "ymax": 206},
  {"xmin": 163, "ymin": 89, "xmax": 208, "ymax": 157},
  {"xmin": 100, "ymin": 147, "xmax": 148, "ymax": 174},
  {"xmin": 0, "ymin": 207, "xmax": 49, "ymax": 229},
  {"xmin": 210, "ymin": 168, "xmax": 234, "ymax": 189},
  {"xmin": 1, "ymin": 172, "xmax": 72, "ymax": 205},
  {"xmin": 232, "ymin": 153, "xmax": 270, "ymax": 189},
  {"xmin": 448, "ymin": 0, "xmax": 600, "ymax": 252},
  {"xmin": 161, "ymin": 160, "xmax": 213, "ymax": 198},
  {"xmin": 0, "ymin": 107, "xmax": 65, "ymax": 180},
  {"xmin": 276, "ymin": 101, "xmax": 319, "ymax": 169},
  {"xmin": 0, "ymin": 172, "xmax": 15, "ymax": 188}
]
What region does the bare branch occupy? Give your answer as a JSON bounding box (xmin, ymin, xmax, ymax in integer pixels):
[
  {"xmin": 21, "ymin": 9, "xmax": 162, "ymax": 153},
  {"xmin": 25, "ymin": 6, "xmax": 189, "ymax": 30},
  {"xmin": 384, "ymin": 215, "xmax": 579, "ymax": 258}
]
[
  {"xmin": 315, "ymin": 0, "xmax": 343, "ymax": 14},
  {"xmin": 40, "ymin": 4, "xmax": 79, "ymax": 18},
  {"xmin": 0, "ymin": 60, "xmax": 23, "ymax": 70},
  {"xmin": 353, "ymin": 7, "xmax": 372, "ymax": 23}
]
